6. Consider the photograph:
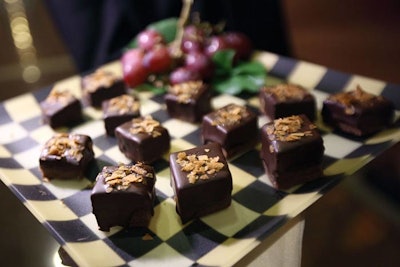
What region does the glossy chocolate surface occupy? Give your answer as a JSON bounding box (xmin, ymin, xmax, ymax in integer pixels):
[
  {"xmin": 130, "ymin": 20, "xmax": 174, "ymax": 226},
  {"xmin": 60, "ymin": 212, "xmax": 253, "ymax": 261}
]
[
  {"xmin": 259, "ymin": 84, "xmax": 316, "ymax": 121},
  {"xmin": 102, "ymin": 94, "xmax": 140, "ymax": 136},
  {"xmin": 260, "ymin": 115, "xmax": 324, "ymax": 189},
  {"xmin": 115, "ymin": 116, "xmax": 170, "ymax": 163},
  {"xmin": 91, "ymin": 163, "xmax": 156, "ymax": 231},
  {"xmin": 201, "ymin": 104, "xmax": 258, "ymax": 158},
  {"xmin": 322, "ymin": 87, "xmax": 394, "ymax": 136},
  {"xmin": 170, "ymin": 142, "xmax": 232, "ymax": 224},
  {"xmin": 81, "ymin": 69, "xmax": 126, "ymax": 107},
  {"xmin": 40, "ymin": 90, "xmax": 83, "ymax": 128},
  {"xmin": 39, "ymin": 133, "xmax": 94, "ymax": 180},
  {"xmin": 165, "ymin": 81, "xmax": 212, "ymax": 123}
]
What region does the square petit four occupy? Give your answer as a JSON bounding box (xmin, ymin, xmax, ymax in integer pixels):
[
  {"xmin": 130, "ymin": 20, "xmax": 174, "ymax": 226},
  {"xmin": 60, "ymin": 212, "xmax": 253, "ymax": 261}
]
[
  {"xmin": 115, "ymin": 116, "xmax": 170, "ymax": 163},
  {"xmin": 260, "ymin": 115, "xmax": 324, "ymax": 189},
  {"xmin": 201, "ymin": 103, "xmax": 258, "ymax": 158},
  {"xmin": 39, "ymin": 133, "xmax": 94, "ymax": 180},
  {"xmin": 91, "ymin": 163, "xmax": 156, "ymax": 231},
  {"xmin": 165, "ymin": 80, "xmax": 212, "ymax": 123},
  {"xmin": 81, "ymin": 69, "xmax": 126, "ymax": 107},
  {"xmin": 102, "ymin": 94, "xmax": 141, "ymax": 136},
  {"xmin": 321, "ymin": 85, "xmax": 395, "ymax": 136},
  {"xmin": 259, "ymin": 84, "xmax": 316, "ymax": 121},
  {"xmin": 170, "ymin": 142, "xmax": 232, "ymax": 223},
  {"xmin": 40, "ymin": 89, "xmax": 82, "ymax": 128}
]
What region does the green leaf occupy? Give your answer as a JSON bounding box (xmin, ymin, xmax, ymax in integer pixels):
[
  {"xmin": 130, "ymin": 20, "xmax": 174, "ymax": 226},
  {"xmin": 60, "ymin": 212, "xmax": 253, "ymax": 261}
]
[
  {"xmin": 232, "ymin": 61, "xmax": 266, "ymax": 75},
  {"xmin": 212, "ymin": 50, "xmax": 235, "ymax": 75},
  {"xmin": 134, "ymin": 83, "xmax": 166, "ymax": 95}
]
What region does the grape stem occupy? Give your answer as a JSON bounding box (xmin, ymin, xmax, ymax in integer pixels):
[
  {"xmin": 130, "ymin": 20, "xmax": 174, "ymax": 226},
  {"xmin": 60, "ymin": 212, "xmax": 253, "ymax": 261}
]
[{"xmin": 171, "ymin": 0, "xmax": 193, "ymax": 58}]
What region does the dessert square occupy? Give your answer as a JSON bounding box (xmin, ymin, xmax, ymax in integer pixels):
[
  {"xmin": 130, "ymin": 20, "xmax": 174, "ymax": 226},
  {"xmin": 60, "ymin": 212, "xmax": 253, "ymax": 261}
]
[
  {"xmin": 40, "ymin": 88, "xmax": 83, "ymax": 128},
  {"xmin": 115, "ymin": 116, "xmax": 170, "ymax": 163},
  {"xmin": 164, "ymin": 81, "xmax": 212, "ymax": 123},
  {"xmin": 91, "ymin": 163, "xmax": 156, "ymax": 231},
  {"xmin": 321, "ymin": 86, "xmax": 395, "ymax": 136},
  {"xmin": 81, "ymin": 69, "xmax": 126, "ymax": 107},
  {"xmin": 39, "ymin": 133, "xmax": 95, "ymax": 180},
  {"xmin": 260, "ymin": 115, "xmax": 324, "ymax": 189},
  {"xmin": 201, "ymin": 103, "xmax": 258, "ymax": 158},
  {"xmin": 102, "ymin": 94, "xmax": 141, "ymax": 136},
  {"xmin": 259, "ymin": 84, "xmax": 316, "ymax": 121},
  {"xmin": 169, "ymin": 142, "xmax": 232, "ymax": 224}
]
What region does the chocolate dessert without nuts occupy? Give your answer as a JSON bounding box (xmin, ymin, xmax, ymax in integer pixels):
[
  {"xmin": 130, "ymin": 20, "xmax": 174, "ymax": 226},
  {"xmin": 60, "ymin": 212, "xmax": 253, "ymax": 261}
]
[
  {"xmin": 260, "ymin": 115, "xmax": 324, "ymax": 190},
  {"xmin": 170, "ymin": 142, "xmax": 232, "ymax": 224},
  {"xmin": 91, "ymin": 163, "xmax": 156, "ymax": 231}
]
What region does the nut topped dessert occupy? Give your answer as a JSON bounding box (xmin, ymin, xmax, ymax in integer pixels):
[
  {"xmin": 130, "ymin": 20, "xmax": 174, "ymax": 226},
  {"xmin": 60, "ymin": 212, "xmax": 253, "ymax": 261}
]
[
  {"xmin": 165, "ymin": 80, "xmax": 212, "ymax": 123},
  {"xmin": 91, "ymin": 163, "xmax": 157, "ymax": 231},
  {"xmin": 40, "ymin": 88, "xmax": 83, "ymax": 128},
  {"xmin": 259, "ymin": 83, "xmax": 316, "ymax": 121},
  {"xmin": 322, "ymin": 85, "xmax": 394, "ymax": 136},
  {"xmin": 102, "ymin": 94, "xmax": 141, "ymax": 136},
  {"xmin": 81, "ymin": 69, "xmax": 126, "ymax": 107},
  {"xmin": 201, "ymin": 103, "xmax": 258, "ymax": 158},
  {"xmin": 170, "ymin": 142, "xmax": 232, "ymax": 223},
  {"xmin": 115, "ymin": 115, "xmax": 170, "ymax": 163},
  {"xmin": 39, "ymin": 133, "xmax": 94, "ymax": 180},
  {"xmin": 260, "ymin": 115, "xmax": 324, "ymax": 190}
]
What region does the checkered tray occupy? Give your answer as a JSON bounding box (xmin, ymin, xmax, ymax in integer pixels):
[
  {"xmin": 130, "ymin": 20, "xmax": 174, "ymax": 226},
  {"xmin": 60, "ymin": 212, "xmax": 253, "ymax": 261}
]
[{"xmin": 1, "ymin": 51, "xmax": 399, "ymax": 266}]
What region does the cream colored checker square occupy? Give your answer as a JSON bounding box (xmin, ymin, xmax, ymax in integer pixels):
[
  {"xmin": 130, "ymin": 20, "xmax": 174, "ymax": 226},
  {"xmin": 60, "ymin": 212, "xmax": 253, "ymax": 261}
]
[
  {"xmin": 228, "ymin": 163, "xmax": 257, "ymax": 195},
  {"xmin": 169, "ymin": 139, "xmax": 196, "ymax": 154},
  {"xmin": 30, "ymin": 125, "xmax": 56, "ymax": 144},
  {"xmin": 247, "ymin": 95, "xmax": 260, "ymax": 109},
  {"xmin": 201, "ymin": 200, "xmax": 260, "ymax": 237},
  {"xmin": 83, "ymin": 106, "xmax": 103, "ymax": 120},
  {"xmin": 322, "ymin": 133, "xmax": 362, "ymax": 158},
  {"xmin": 163, "ymin": 119, "xmax": 198, "ymax": 138},
  {"xmin": 79, "ymin": 213, "xmax": 123, "ymax": 239},
  {"xmin": 0, "ymin": 122, "xmax": 28, "ymax": 144},
  {"xmin": 43, "ymin": 178, "xmax": 93, "ymax": 199},
  {"xmin": 253, "ymin": 51, "xmax": 279, "ymax": 70},
  {"xmin": 100, "ymin": 61, "xmax": 123, "ymax": 76},
  {"xmin": 323, "ymin": 155, "xmax": 371, "ymax": 176},
  {"xmin": 197, "ymin": 237, "xmax": 258, "ymax": 267},
  {"xmin": 72, "ymin": 120, "xmax": 105, "ymax": 139},
  {"xmin": 140, "ymin": 98, "xmax": 163, "ymax": 116},
  {"xmin": 14, "ymin": 145, "xmax": 42, "ymax": 169},
  {"xmin": 148, "ymin": 198, "xmax": 183, "ymax": 241},
  {"xmin": 27, "ymin": 199, "xmax": 78, "ymax": 222},
  {"xmin": 312, "ymin": 90, "xmax": 330, "ymax": 110},
  {"xmin": 155, "ymin": 168, "xmax": 174, "ymax": 197},
  {"xmin": 129, "ymin": 243, "xmax": 194, "ymax": 267},
  {"xmin": 211, "ymin": 94, "xmax": 246, "ymax": 110},
  {"xmin": 64, "ymin": 240, "xmax": 125, "ymax": 267},
  {"xmin": 53, "ymin": 75, "xmax": 82, "ymax": 98},
  {"xmin": 103, "ymin": 146, "xmax": 131, "ymax": 164},
  {"xmin": 344, "ymin": 75, "xmax": 386, "ymax": 95},
  {"xmin": 258, "ymin": 114, "xmax": 270, "ymax": 128},
  {"xmin": 0, "ymin": 145, "xmax": 11, "ymax": 157},
  {"xmin": 288, "ymin": 61, "xmax": 327, "ymax": 89},
  {"xmin": 264, "ymin": 192, "xmax": 320, "ymax": 217},
  {"xmin": 0, "ymin": 168, "xmax": 41, "ymax": 185},
  {"xmin": 4, "ymin": 94, "xmax": 41, "ymax": 122}
]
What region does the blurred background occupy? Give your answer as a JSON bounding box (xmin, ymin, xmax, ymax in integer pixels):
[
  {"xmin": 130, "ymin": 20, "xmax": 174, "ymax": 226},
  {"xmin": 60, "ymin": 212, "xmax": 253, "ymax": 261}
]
[{"xmin": 0, "ymin": 0, "xmax": 399, "ymax": 266}]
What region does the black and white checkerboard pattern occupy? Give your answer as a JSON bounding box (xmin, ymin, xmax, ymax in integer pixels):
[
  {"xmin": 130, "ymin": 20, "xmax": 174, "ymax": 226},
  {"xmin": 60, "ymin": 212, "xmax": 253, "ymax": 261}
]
[{"xmin": 1, "ymin": 51, "xmax": 399, "ymax": 266}]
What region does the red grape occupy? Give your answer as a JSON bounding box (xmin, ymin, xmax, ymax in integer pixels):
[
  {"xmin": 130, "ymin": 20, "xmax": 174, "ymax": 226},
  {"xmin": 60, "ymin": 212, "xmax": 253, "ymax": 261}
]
[
  {"xmin": 204, "ymin": 35, "xmax": 229, "ymax": 57},
  {"xmin": 169, "ymin": 67, "xmax": 202, "ymax": 85},
  {"xmin": 185, "ymin": 51, "xmax": 214, "ymax": 80},
  {"xmin": 137, "ymin": 29, "xmax": 165, "ymax": 51},
  {"xmin": 143, "ymin": 45, "xmax": 172, "ymax": 74},
  {"xmin": 224, "ymin": 32, "xmax": 253, "ymax": 60},
  {"xmin": 121, "ymin": 48, "xmax": 148, "ymax": 87}
]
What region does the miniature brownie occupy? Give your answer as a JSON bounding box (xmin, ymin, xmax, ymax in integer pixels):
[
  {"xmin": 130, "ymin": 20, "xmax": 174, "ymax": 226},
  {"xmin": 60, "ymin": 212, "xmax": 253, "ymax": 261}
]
[
  {"xmin": 39, "ymin": 133, "xmax": 94, "ymax": 180},
  {"xmin": 91, "ymin": 163, "xmax": 156, "ymax": 231},
  {"xmin": 201, "ymin": 103, "xmax": 258, "ymax": 158},
  {"xmin": 164, "ymin": 80, "xmax": 212, "ymax": 123},
  {"xmin": 260, "ymin": 115, "xmax": 324, "ymax": 190},
  {"xmin": 102, "ymin": 94, "xmax": 141, "ymax": 136},
  {"xmin": 40, "ymin": 89, "xmax": 83, "ymax": 128},
  {"xmin": 170, "ymin": 142, "xmax": 232, "ymax": 223},
  {"xmin": 115, "ymin": 116, "xmax": 170, "ymax": 163},
  {"xmin": 321, "ymin": 85, "xmax": 395, "ymax": 136},
  {"xmin": 81, "ymin": 69, "xmax": 126, "ymax": 107},
  {"xmin": 259, "ymin": 84, "xmax": 316, "ymax": 121}
]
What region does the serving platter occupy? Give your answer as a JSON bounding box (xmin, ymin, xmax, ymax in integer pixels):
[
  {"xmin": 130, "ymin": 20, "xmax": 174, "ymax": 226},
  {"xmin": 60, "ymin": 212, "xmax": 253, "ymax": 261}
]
[{"xmin": 0, "ymin": 51, "xmax": 399, "ymax": 266}]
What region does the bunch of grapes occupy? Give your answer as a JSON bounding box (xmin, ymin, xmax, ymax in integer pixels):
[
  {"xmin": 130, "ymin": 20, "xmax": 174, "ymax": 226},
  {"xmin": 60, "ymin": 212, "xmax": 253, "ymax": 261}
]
[{"xmin": 122, "ymin": 24, "xmax": 253, "ymax": 88}]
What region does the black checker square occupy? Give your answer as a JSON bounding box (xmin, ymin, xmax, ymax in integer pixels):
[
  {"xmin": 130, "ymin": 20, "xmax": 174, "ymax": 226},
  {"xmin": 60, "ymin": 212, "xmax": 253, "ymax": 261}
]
[
  {"xmin": 269, "ymin": 55, "xmax": 297, "ymax": 79},
  {"xmin": 315, "ymin": 69, "xmax": 350, "ymax": 94},
  {"xmin": 233, "ymin": 180, "xmax": 286, "ymax": 213},
  {"xmin": 382, "ymin": 83, "xmax": 400, "ymax": 110},
  {"xmin": 0, "ymin": 157, "xmax": 23, "ymax": 168},
  {"xmin": 233, "ymin": 214, "xmax": 287, "ymax": 240},
  {"xmin": 230, "ymin": 149, "xmax": 265, "ymax": 178},
  {"xmin": 19, "ymin": 115, "xmax": 42, "ymax": 131},
  {"xmin": 344, "ymin": 140, "xmax": 394, "ymax": 159},
  {"xmin": 93, "ymin": 134, "xmax": 118, "ymax": 151},
  {"xmin": 181, "ymin": 127, "xmax": 202, "ymax": 146},
  {"xmin": 62, "ymin": 189, "xmax": 93, "ymax": 217},
  {"xmin": 0, "ymin": 104, "xmax": 12, "ymax": 124},
  {"xmin": 32, "ymin": 85, "xmax": 52, "ymax": 102},
  {"xmin": 149, "ymin": 106, "xmax": 170, "ymax": 123},
  {"xmin": 12, "ymin": 184, "xmax": 57, "ymax": 201},
  {"xmin": 166, "ymin": 220, "xmax": 228, "ymax": 261},
  {"xmin": 4, "ymin": 136, "xmax": 39, "ymax": 154},
  {"xmin": 46, "ymin": 219, "xmax": 99, "ymax": 244}
]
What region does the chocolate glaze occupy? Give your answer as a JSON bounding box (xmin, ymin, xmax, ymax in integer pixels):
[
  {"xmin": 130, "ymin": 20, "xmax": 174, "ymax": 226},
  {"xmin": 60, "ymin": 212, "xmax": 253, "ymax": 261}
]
[
  {"xmin": 169, "ymin": 142, "xmax": 232, "ymax": 224},
  {"xmin": 39, "ymin": 133, "xmax": 94, "ymax": 180},
  {"xmin": 91, "ymin": 164, "xmax": 156, "ymax": 231},
  {"xmin": 40, "ymin": 91, "xmax": 83, "ymax": 128},
  {"xmin": 322, "ymin": 88, "xmax": 394, "ymax": 136},
  {"xmin": 102, "ymin": 94, "xmax": 140, "ymax": 136},
  {"xmin": 259, "ymin": 84, "xmax": 316, "ymax": 121},
  {"xmin": 165, "ymin": 81, "xmax": 212, "ymax": 123},
  {"xmin": 260, "ymin": 115, "xmax": 324, "ymax": 189},
  {"xmin": 115, "ymin": 118, "xmax": 170, "ymax": 163},
  {"xmin": 201, "ymin": 104, "xmax": 258, "ymax": 158}
]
